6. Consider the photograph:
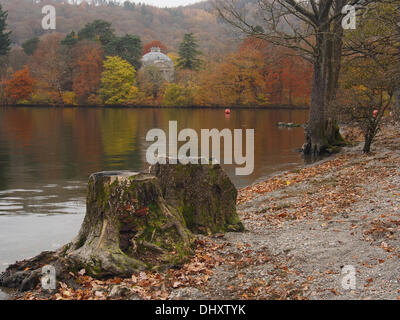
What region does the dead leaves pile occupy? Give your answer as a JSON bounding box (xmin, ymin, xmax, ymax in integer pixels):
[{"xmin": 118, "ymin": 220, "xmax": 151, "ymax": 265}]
[
  {"xmin": 15, "ymin": 239, "xmax": 223, "ymax": 300},
  {"xmin": 237, "ymin": 156, "xmax": 352, "ymax": 205}
]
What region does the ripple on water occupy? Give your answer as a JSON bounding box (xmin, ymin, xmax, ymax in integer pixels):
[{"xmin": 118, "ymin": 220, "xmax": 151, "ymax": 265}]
[
  {"xmin": 30, "ymin": 195, "xmax": 58, "ymax": 201},
  {"xmin": 63, "ymin": 185, "xmax": 85, "ymax": 190},
  {"xmin": 43, "ymin": 184, "xmax": 58, "ymax": 188},
  {"xmin": 0, "ymin": 189, "xmax": 43, "ymax": 195},
  {"xmin": 0, "ymin": 202, "xmax": 20, "ymax": 206},
  {"xmin": 0, "ymin": 205, "xmax": 24, "ymax": 211}
]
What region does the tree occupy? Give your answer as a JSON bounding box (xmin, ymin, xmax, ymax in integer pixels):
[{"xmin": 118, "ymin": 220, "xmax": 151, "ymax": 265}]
[
  {"xmin": 177, "ymin": 33, "xmax": 202, "ymax": 70},
  {"xmin": 216, "ymin": 0, "xmax": 375, "ymax": 155},
  {"xmin": 337, "ymin": 59, "xmax": 393, "ymax": 153},
  {"xmin": 143, "ymin": 40, "xmax": 167, "ymax": 55},
  {"xmin": 162, "ymin": 83, "xmax": 193, "ymax": 106},
  {"xmin": 7, "ymin": 48, "xmax": 29, "ymax": 73},
  {"xmin": 344, "ymin": 0, "xmax": 400, "ymax": 122},
  {"xmin": 4, "ymin": 66, "xmax": 35, "ymax": 104},
  {"xmin": 105, "ymin": 34, "xmax": 142, "ymax": 71},
  {"xmin": 377, "ymin": 1, "xmax": 400, "ymax": 122},
  {"xmin": 99, "ymin": 56, "xmax": 137, "ymax": 104},
  {"xmin": 30, "ymin": 34, "xmax": 69, "ymax": 105},
  {"xmin": 62, "ymin": 91, "xmax": 77, "ymax": 105},
  {"xmin": 137, "ymin": 65, "xmax": 166, "ymax": 101},
  {"xmin": 78, "ymin": 20, "xmax": 115, "ymax": 47},
  {"xmin": 72, "ymin": 42, "xmax": 104, "ymax": 104},
  {"xmin": 0, "ymin": 4, "xmax": 10, "ymax": 57},
  {"xmin": 62, "ymin": 21, "xmax": 143, "ymax": 71},
  {"xmin": 336, "ymin": 1, "xmax": 398, "ymax": 152},
  {"xmin": 22, "ymin": 37, "xmax": 39, "ymax": 56},
  {"xmin": 196, "ymin": 46, "xmax": 269, "ymax": 106},
  {"xmin": 123, "ymin": 1, "xmax": 136, "ymax": 11},
  {"xmin": 61, "ymin": 31, "xmax": 79, "ymax": 47}
]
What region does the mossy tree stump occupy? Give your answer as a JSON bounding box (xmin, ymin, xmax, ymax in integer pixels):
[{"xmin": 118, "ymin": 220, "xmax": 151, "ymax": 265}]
[
  {"xmin": 1, "ymin": 164, "xmax": 244, "ymax": 291},
  {"xmin": 150, "ymin": 158, "xmax": 244, "ymax": 234},
  {"xmin": 63, "ymin": 171, "xmax": 194, "ymax": 277}
]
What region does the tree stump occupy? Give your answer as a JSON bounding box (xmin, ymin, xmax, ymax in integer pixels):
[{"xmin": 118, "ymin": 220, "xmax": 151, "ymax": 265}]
[
  {"xmin": 150, "ymin": 158, "xmax": 244, "ymax": 234},
  {"xmin": 1, "ymin": 165, "xmax": 244, "ymax": 291},
  {"xmin": 62, "ymin": 171, "xmax": 194, "ymax": 277}
]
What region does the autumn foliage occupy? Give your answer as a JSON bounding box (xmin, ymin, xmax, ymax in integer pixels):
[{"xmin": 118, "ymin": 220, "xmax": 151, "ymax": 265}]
[
  {"xmin": 4, "ymin": 66, "xmax": 35, "ymax": 104},
  {"xmin": 1, "ymin": 26, "xmax": 313, "ymax": 107},
  {"xmin": 239, "ymin": 38, "xmax": 312, "ymax": 105},
  {"xmin": 169, "ymin": 38, "xmax": 313, "ymax": 107},
  {"xmin": 143, "ymin": 40, "xmax": 167, "ymax": 55},
  {"xmin": 72, "ymin": 42, "xmax": 104, "ymax": 103}
]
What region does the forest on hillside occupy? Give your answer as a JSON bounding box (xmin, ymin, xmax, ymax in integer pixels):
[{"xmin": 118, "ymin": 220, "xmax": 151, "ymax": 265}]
[
  {"xmin": 0, "ymin": 0, "xmax": 234, "ymax": 55},
  {"xmin": 0, "ymin": 0, "xmax": 313, "ymax": 107}
]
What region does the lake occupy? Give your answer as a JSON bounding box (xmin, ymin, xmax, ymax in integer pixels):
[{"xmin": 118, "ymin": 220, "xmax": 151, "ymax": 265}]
[{"xmin": 0, "ymin": 106, "xmax": 308, "ymax": 298}]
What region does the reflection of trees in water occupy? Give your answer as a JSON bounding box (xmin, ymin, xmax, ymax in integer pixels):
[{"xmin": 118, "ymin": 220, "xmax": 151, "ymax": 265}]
[
  {"xmin": 0, "ymin": 146, "xmax": 10, "ymax": 190},
  {"xmin": 99, "ymin": 108, "xmax": 142, "ymax": 171},
  {"xmin": 0, "ymin": 107, "xmax": 309, "ymax": 189}
]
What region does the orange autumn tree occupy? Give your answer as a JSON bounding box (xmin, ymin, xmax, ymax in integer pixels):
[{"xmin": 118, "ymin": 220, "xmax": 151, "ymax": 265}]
[
  {"xmin": 5, "ymin": 66, "xmax": 35, "ymax": 104},
  {"xmin": 240, "ymin": 38, "xmax": 312, "ymax": 106},
  {"xmin": 196, "ymin": 44, "xmax": 268, "ymax": 106},
  {"xmin": 72, "ymin": 42, "xmax": 104, "ymax": 104},
  {"xmin": 266, "ymin": 52, "xmax": 312, "ymax": 105},
  {"xmin": 193, "ymin": 37, "xmax": 312, "ymax": 107},
  {"xmin": 30, "ymin": 34, "xmax": 69, "ymax": 105},
  {"xmin": 142, "ymin": 40, "xmax": 167, "ymax": 55}
]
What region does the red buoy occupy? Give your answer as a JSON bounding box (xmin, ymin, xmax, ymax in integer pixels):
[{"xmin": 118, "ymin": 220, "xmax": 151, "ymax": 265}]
[{"xmin": 225, "ymin": 108, "xmax": 231, "ymax": 114}]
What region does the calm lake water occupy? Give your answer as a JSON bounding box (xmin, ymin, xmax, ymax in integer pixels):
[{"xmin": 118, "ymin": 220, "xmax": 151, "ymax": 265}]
[{"xmin": 0, "ymin": 106, "xmax": 308, "ymax": 298}]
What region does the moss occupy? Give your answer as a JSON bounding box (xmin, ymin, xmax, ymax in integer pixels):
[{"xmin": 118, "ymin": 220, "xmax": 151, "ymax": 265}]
[
  {"xmin": 110, "ymin": 250, "xmax": 146, "ymax": 272},
  {"xmin": 325, "ymin": 145, "xmax": 342, "ymax": 154},
  {"xmin": 58, "ymin": 243, "xmax": 72, "ymax": 256},
  {"xmin": 86, "ymin": 256, "xmax": 103, "ymax": 276},
  {"xmin": 175, "ymin": 176, "xmax": 243, "ymax": 234},
  {"xmin": 92, "ymin": 180, "xmax": 111, "ymax": 210},
  {"xmin": 225, "ymin": 214, "xmax": 245, "ymax": 232},
  {"xmin": 179, "ymin": 201, "xmax": 196, "ymax": 231},
  {"xmin": 208, "ymin": 166, "xmax": 219, "ymax": 182},
  {"xmin": 75, "ymin": 234, "xmax": 87, "ymax": 249}
]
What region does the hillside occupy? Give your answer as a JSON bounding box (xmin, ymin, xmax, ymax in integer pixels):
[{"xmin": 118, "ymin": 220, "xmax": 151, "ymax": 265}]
[
  {"xmin": 0, "ymin": 0, "xmax": 312, "ymax": 108},
  {"xmin": 0, "ymin": 0, "xmax": 237, "ymax": 55}
]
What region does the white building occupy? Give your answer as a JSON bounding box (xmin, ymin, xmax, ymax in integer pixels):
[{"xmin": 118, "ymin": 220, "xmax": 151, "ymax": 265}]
[{"xmin": 141, "ymin": 47, "xmax": 175, "ymax": 82}]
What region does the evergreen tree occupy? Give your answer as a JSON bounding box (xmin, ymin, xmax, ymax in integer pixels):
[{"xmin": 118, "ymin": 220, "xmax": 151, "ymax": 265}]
[
  {"xmin": 61, "ymin": 31, "xmax": 79, "ymax": 47},
  {"xmin": 0, "ymin": 4, "xmax": 11, "ymax": 57},
  {"xmin": 123, "ymin": 1, "xmax": 136, "ymax": 10},
  {"xmin": 105, "ymin": 35, "xmax": 142, "ymax": 71},
  {"xmin": 177, "ymin": 33, "xmax": 201, "ymax": 70},
  {"xmin": 78, "ymin": 20, "xmax": 115, "ymax": 47},
  {"xmin": 22, "ymin": 37, "xmax": 39, "ymax": 56}
]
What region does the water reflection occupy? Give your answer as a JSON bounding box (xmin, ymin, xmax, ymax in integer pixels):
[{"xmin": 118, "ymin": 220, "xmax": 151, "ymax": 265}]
[{"xmin": 0, "ymin": 107, "xmax": 308, "ymax": 193}]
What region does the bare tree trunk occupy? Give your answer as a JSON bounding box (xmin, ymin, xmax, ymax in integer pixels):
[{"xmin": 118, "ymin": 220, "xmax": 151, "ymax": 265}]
[
  {"xmin": 393, "ymin": 86, "xmax": 400, "ymax": 122},
  {"xmin": 303, "ymin": 36, "xmax": 343, "ymax": 154},
  {"xmin": 303, "ymin": 1, "xmax": 345, "ymax": 155},
  {"xmin": 363, "ymin": 134, "xmax": 373, "ymax": 153},
  {"xmin": 304, "ymin": 55, "xmax": 325, "ymax": 154}
]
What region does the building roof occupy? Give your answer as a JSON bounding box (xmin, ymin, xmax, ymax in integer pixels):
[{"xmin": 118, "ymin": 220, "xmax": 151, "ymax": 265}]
[{"xmin": 142, "ymin": 47, "xmax": 173, "ymax": 65}]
